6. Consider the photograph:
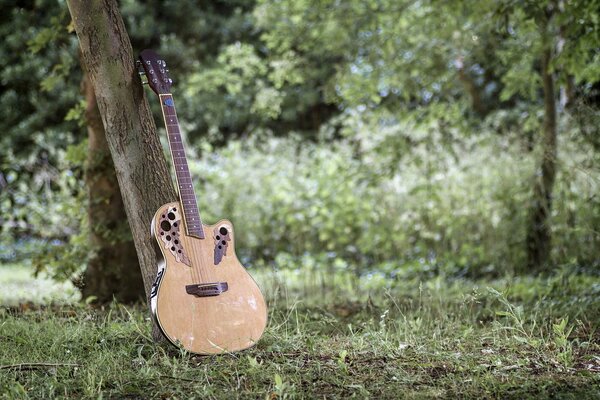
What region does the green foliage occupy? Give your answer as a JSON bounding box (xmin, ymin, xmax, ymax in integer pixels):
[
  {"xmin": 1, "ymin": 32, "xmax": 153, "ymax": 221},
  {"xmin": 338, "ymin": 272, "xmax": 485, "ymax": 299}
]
[
  {"xmin": 14, "ymin": 111, "xmax": 598, "ymax": 281},
  {"xmin": 192, "ymin": 116, "xmax": 598, "ymax": 276},
  {"xmin": 2, "ymin": 0, "xmax": 600, "ymax": 283},
  {"xmin": 552, "ymin": 317, "xmax": 575, "ymax": 368},
  {"xmin": 0, "ymin": 0, "xmax": 83, "ymax": 249}
]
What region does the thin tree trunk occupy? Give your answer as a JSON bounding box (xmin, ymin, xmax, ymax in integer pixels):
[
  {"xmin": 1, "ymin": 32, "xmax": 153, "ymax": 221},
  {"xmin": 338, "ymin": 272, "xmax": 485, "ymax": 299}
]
[
  {"xmin": 456, "ymin": 63, "xmax": 487, "ymax": 117},
  {"xmin": 67, "ymin": 0, "xmax": 177, "ymax": 339},
  {"xmin": 82, "ymin": 63, "xmax": 143, "ymax": 304},
  {"xmin": 525, "ymin": 46, "xmax": 558, "ymax": 272}
]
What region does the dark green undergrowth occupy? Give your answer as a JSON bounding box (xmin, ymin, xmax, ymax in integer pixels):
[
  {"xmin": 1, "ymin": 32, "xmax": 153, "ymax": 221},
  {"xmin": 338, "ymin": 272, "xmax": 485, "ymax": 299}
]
[{"xmin": 1, "ymin": 269, "xmax": 599, "ymax": 399}]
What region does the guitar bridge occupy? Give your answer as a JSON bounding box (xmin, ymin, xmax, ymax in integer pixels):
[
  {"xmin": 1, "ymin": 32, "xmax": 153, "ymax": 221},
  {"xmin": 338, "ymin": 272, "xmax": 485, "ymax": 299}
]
[{"xmin": 185, "ymin": 282, "xmax": 228, "ymax": 297}]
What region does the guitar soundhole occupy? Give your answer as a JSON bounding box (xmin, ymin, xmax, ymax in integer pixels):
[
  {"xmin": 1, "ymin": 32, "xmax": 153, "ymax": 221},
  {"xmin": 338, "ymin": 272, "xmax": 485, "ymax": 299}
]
[
  {"xmin": 157, "ymin": 205, "xmax": 191, "ymax": 266},
  {"xmin": 213, "ymin": 225, "xmax": 232, "ymax": 265}
]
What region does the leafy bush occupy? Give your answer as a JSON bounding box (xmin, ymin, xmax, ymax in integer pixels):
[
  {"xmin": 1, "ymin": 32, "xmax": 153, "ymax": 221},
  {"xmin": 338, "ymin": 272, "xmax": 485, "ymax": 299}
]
[
  {"xmin": 5, "ymin": 109, "xmax": 599, "ymax": 280},
  {"xmin": 191, "ymin": 115, "xmax": 599, "ymax": 276}
]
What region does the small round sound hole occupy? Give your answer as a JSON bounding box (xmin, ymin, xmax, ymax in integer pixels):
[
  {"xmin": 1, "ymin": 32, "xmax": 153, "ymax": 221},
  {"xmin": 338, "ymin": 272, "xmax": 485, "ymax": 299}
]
[{"xmin": 161, "ymin": 221, "xmax": 171, "ymax": 231}]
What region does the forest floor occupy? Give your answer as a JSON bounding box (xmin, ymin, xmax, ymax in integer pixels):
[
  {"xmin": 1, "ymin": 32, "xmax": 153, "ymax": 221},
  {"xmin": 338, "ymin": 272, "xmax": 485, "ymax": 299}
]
[{"xmin": 0, "ymin": 263, "xmax": 599, "ymax": 399}]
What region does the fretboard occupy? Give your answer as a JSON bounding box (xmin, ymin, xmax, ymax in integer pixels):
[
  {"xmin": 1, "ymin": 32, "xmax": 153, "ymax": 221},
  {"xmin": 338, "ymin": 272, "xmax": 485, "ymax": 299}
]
[{"xmin": 159, "ymin": 94, "xmax": 205, "ymax": 239}]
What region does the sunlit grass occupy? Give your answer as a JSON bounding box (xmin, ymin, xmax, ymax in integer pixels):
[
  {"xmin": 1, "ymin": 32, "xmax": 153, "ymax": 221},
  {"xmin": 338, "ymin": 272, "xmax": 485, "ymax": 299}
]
[{"xmin": 0, "ymin": 263, "xmax": 80, "ymax": 306}]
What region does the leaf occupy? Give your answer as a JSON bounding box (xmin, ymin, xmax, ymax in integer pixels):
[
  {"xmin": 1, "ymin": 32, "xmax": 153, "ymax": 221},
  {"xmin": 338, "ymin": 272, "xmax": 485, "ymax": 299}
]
[
  {"xmin": 247, "ymin": 355, "xmax": 259, "ymax": 368},
  {"xmin": 274, "ymin": 373, "xmax": 283, "ymax": 387}
]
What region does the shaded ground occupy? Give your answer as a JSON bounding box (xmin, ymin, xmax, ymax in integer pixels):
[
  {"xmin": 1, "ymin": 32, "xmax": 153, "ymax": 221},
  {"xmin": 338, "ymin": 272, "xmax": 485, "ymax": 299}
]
[{"xmin": 0, "ymin": 264, "xmax": 599, "ymax": 398}]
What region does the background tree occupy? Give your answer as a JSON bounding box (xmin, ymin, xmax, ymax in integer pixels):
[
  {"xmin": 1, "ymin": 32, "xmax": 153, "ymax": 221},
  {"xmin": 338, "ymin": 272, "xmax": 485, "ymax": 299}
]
[
  {"xmin": 491, "ymin": 0, "xmax": 600, "ymax": 271},
  {"xmin": 0, "ymin": 1, "xmax": 142, "ymax": 301},
  {"xmin": 66, "ymin": 0, "xmax": 177, "ymax": 315},
  {"xmin": 81, "ymin": 63, "xmax": 142, "ymax": 303}
]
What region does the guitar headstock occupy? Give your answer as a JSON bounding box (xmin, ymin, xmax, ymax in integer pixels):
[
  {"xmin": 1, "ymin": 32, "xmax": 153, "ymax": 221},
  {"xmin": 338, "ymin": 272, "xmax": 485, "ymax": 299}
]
[{"xmin": 138, "ymin": 49, "xmax": 172, "ymax": 95}]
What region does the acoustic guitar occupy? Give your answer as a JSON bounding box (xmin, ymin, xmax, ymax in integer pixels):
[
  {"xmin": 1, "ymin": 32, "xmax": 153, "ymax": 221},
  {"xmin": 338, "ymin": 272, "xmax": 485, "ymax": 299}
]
[{"xmin": 138, "ymin": 49, "xmax": 267, "ymax": 354}]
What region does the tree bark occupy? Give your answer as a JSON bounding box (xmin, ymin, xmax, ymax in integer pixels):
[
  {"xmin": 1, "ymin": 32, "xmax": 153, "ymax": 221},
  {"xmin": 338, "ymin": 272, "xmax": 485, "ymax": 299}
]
[
  {"xmin": 525, "ymin": 45, "xmax": 558, "ymax": 272},
  {"xmin": 67, "ymin": 0, "xmax": 177, "ymax": 338},
  {"xmin": 81, "ymin": 63, "xmax": 144, "ymax": 304}
]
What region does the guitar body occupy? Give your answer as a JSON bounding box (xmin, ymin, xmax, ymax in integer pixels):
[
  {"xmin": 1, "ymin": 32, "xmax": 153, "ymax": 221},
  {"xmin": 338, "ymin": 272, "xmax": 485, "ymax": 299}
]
[
  {"xmin": 150, "ymin": 202, "xmax": 267, "ymax": 354},
  {"xmin": 139, "ymin": 49, "xmax": 267, "ymax": 354}
]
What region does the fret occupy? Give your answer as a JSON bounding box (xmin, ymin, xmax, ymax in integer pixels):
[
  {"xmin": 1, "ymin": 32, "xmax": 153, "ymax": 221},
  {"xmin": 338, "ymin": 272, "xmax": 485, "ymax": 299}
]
[{"xmin": 159, "ymin": 94, "xmax": 205, "ymax": 239}]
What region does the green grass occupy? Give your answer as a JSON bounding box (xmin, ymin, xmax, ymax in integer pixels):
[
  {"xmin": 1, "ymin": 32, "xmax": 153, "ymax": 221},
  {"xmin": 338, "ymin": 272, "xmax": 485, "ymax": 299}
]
[{"xmin": 1, "ymin": 264, "xmax": 599, "ymax": 399}]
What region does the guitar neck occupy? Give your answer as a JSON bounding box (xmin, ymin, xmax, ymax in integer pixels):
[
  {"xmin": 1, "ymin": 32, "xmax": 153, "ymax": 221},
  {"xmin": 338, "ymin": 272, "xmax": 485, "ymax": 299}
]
[{"xmin": 159, "ymin": 94, "xmax": 205, "ymax": 239}]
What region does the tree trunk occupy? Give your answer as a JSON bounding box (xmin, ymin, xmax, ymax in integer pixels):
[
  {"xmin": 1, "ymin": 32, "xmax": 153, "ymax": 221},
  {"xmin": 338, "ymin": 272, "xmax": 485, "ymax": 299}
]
[
  {"xmin": 67, "ymin": 0, "xmax": 177, "ymax": 339},
  {"xmin": 81, "ymin": 63, "xmax": 144, "ymax": 304},
  {"xmin": 525, "ymin": 46, "xmax": 558, "ymax": 272},
  {"xmin": 456, "ymin": 63, "xmax": 487, "ymax": 117}
]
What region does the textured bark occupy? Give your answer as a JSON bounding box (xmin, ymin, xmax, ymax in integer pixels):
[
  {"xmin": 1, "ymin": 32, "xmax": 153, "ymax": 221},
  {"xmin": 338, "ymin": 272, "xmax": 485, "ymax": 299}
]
[
  {"xmin": 81, "ymin": 65, "xmax": 144, "ymax": 304},
  {"xmin": 525, "ymin": 46, "xmax": 558, "ymax": 272},
  {"xmin": 67, "ymin": 0, "xmax": 177, "ymax": 339}
]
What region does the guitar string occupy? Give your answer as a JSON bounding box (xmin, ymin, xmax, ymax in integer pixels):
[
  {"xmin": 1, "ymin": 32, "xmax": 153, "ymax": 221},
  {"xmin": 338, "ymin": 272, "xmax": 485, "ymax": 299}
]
[
  {"xmin": 162, "ymin": 97, "xmax": 212, "ymax": 284},
  {"xmin": 161, "ymin": 98, "xmax": 204, "ymax": 284}
]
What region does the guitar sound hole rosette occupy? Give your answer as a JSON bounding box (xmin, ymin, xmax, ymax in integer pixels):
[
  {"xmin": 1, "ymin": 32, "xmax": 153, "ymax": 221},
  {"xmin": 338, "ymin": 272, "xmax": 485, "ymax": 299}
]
[
  {"xmin": 213, "ymin": 225, "xmax": 232, "ymax": 265},
  {"xmin": 158, "ymin": 206, "xmax": 190, "ymax": 266}
]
